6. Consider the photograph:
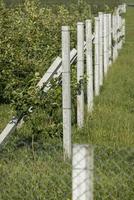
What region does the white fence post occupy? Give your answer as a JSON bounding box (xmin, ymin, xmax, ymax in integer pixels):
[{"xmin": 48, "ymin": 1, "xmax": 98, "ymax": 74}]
[
  {"xmin": 118, "ymin": 10, "xmax": 122, "ymax": 50},
  {"xmin": 116, "ymin": 8, "xmax": 119, "ymax": 51},
  {"xmin": 108, "ymin": 13, "xmax": 112, "ymax": 66},
  {"xmin": 106, "ymin": 14, "xmax": 110, "ymax": 70},
  {"xmin": 104, "ymin": 14, "xmax": 109, "ymax": 76},
  {"xmin": 77, "ymin": 22, "xmax": 84, "ymax": 128},
  {"xmin": 120, "ymin": 15, "xmax": 123, "ymax": 49},
  {"xmin": 112, "ymin": 13, "xmax": 115, "ymax": 62},
  {"xmin": 116, "ymin": 8, "xmax": 119, "ymax": 57},
  {"xmin": 72, "ymin": 144, "xmax": 94, "ymax": 200},
  {"xmin": 112, "ymin": 12, "xmax": 116, "ymax": 62},
  {"xmin": 118, "ymin": 14, "xmax": 121, "ymax": 49},
  {"xmin": 62, "ymin": 26, "xmax": 71, "ymax": 159},
  {"xmin": 86, "ymin": 19, "xmax": 93, "ymax": 112},
  {"xmin": 115, "ymin": 9, "xmax": 118, "ymax": 59},
  {"xmin": 94, "ymin": 17, "xmax": 100, "ymax": 96},
  {"xmin": 123, "ymin": 3, "xmax": 127, "ymax": 13},
  {"xmin": 99, "ymin": 12, "xmax": 104, "ymax": 86},
  {"xmin": 123, "ymin": 18, "xmax": 126, "ymax": 43}
]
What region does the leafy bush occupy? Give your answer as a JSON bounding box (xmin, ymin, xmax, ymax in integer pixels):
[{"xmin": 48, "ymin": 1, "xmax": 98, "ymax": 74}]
[
  {"xmin": 0, "ymin": 0, "xmax": 92, "ymax": 138},
  {"xmin": 0, "ymin": 0, "xmax": 119, "ymax": 139},
  {"xmin": 0, "ymin": 0, "xmax": 90, "ymax": 103}
]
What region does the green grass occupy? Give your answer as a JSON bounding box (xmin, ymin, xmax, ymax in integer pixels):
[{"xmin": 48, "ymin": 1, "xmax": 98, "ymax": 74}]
[
  {"xmin": 0, "ymin": 144, "xmax": 71, "ymax": 200},
  {"xmin": 0, "ymin": 6, "xmax": 134, "ymax": 200},
  {"xmin": 94, "ymin": 145, "xmax": 134, "ymax": 199},
  {"xmin": 74, "ymin": 7, "xmax": 134, "ymax": 147}
]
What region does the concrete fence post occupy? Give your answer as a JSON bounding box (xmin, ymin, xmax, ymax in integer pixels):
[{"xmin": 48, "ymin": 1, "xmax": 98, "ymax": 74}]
[
  {"xmin": 77, "ymin": 22, "xmax": 85, "ymax": 128},
  {"xmin": 106, "ymin": 14, "xmax": 110, "ymax": 70},
  {"xmin": 123, "ymin": 18, "xmax": 126, "ymax": 43},
  {"xmin": 112, "ymin": 13, "xmax": 115, "ymax": 62},
  {"xmin": 72, "ymin": 144, "xmax": 94, "ymax": 200},
  {"xmin": 86, "ymin": 19, "xmax": 93, "ymax": 112},
  {"xmin": 114, "ymin": 9, "xmax": 118, "ymax": 60},
  {"xmin": 116, "ymin": 8, "xmax": 119, "ymax": 55},
  {"xmin": 119, "ymin": 15, "xmax": 121, "ymax": 49},
  {"xmin": 99, "ymin": 12, "xmax": 104, "ymax": 86},
  {"xmin": 108, "ymin": 13, "xmax": 112, "ymax": 66},
  {"xmin": 112, "ymin": 12, "xmax": 117, "ymax": 62},
  {"xmin": 94, "ymin": 17, "xmax": 100, "ymax": 96},
  {"xmin": 62, "ymin": 26, "xmax": 72, "ymax": 159},
  {"xmin": 104, "ymin": 14, "xmax": 109, "ymax": 76},
  {"xmin": 123, "ymin": 3, "xmax": 127, "ymax": 13},
  {"xmin": 120, "ymin": 15, "xmax": 123, "ymax": 49},
  {"xmin": 118, "ymin": 11, "xmax": 122, "ymax": 50}
]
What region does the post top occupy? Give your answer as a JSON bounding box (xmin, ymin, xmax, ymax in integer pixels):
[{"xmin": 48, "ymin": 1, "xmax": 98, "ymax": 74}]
[
  {"xmin": 94, "ymin": 17, "xmax": 99, "ymax": 21},
  {"xmin": 62, "ymin": 26, "xmax": 70, "ymax": 31},
  {"xmin": 98, "ymin": 12, "xmax": 103, "ymax": 15},
  {"xmin": 85, "ymin": 19, "xmax": 92, "ymax": 23},
  {"xmin": 77, "ymin": 22, "xmax": 84, "ymax": 25},
  {"xmin": 104, "ymin": 13, "xmax": 108, "ymax": 16}
]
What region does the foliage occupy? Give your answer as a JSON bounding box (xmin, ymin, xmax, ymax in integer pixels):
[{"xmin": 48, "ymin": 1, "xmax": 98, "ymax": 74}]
[
  {"xmin": 4, "ymin": 0, "xmax": 125, "ymax": 8},
  {"xmin": 0, "ymin": 0, "xmax": 91, "ymax": 138},
  {"xmin": 0, "ymin": 0, "xmax": 121, "ymax": 138}
]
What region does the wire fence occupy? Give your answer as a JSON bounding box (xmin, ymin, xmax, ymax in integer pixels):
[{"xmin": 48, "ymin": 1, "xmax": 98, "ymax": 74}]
[
  {"xmin": 0, "ymin": 144, "xmax": 72, "ymax": 200},
  {"xmin": 1, "ymin": 144, "xmax": 134, "ymax": 200},
  {"xmin": 94, "ymin": 145, "xmax": 134, "ymax": 200},
  {"xmin": 43, "ymin": 145, "xmax": 134, "ymax": 200}
]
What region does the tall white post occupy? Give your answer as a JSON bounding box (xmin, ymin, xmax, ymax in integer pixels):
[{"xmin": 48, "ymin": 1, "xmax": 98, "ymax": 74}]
[
  {"xmin": 112, "ymin": 12, "xmax": 116, "ymax": 62},
  {"xmin": 72, "ymin": 144, "xmax": 94, "ymax": 200},
  {"xmin": 119, "ymin": 15, "xmax": 123, "ymax": 49},
  {"xmin": 116, "ymin": 8, "xmax": 119, "ymax": 56},
  {"xmin": 94, "ymin": 17, "xmax": 100, "ymax": 96},
  {"xmin": 108, "ymin": 13, "xmax": 112, "ymax": 66},
  {"xmin": 103, "ymin": 14, "xmax": 108, "ymax": 76},
  {"xmin": 99, "ymin": 12, "xmax": 104, "ymax": 86},
  {"xmin": 113, "ymin": 8, "xmax": 118, "ymax": 61},
  {"xmin": 117, "ymin": 10, "xmax": 122, "ymax": 50},
  {"xmin": 106, "ymin": 14, "xmax": 110, "ymax": 70},
  {"xmin": 62, "ymin": 26, "xmax": 71, "ymax": 159},
  {"xmin": 77, "ymin": 22, "xmax": 84, "ymax": 128},
  {"xmin": 123, "ymin": 3, "xmax": 127, "ymax": 13},
  {"xmin": 123, "ymin": 18, "xmax": 126, "ymax": 43},
  {"xmin": 86, "ymin": 20, "xmax": 93, "ymax": 112},
  {"xmin": 112, "ymin": 13, "xmax": 115, "ymax": 62}
]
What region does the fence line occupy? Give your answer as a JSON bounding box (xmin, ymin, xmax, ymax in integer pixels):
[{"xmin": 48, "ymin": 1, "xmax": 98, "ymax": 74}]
[
  {"xmin": 0, "ymin": 4, "xmax": 126, "ymax": 148},
  {"xmin": 72, "ymin": 4, "xmax": 126, "ymax": 200},
  {"xmin": 0, "ymin": 2, "xmax": 127, "ymax": 200},
  {"xmin": 61, "ymin": 4, "xmax": 126, "ymax": 158}
]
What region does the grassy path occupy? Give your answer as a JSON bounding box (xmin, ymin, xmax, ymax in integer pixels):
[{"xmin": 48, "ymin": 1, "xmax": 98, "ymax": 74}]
[{"xmin": 74, "ymin": 7, "xmax": 134, "ymax": 147}]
